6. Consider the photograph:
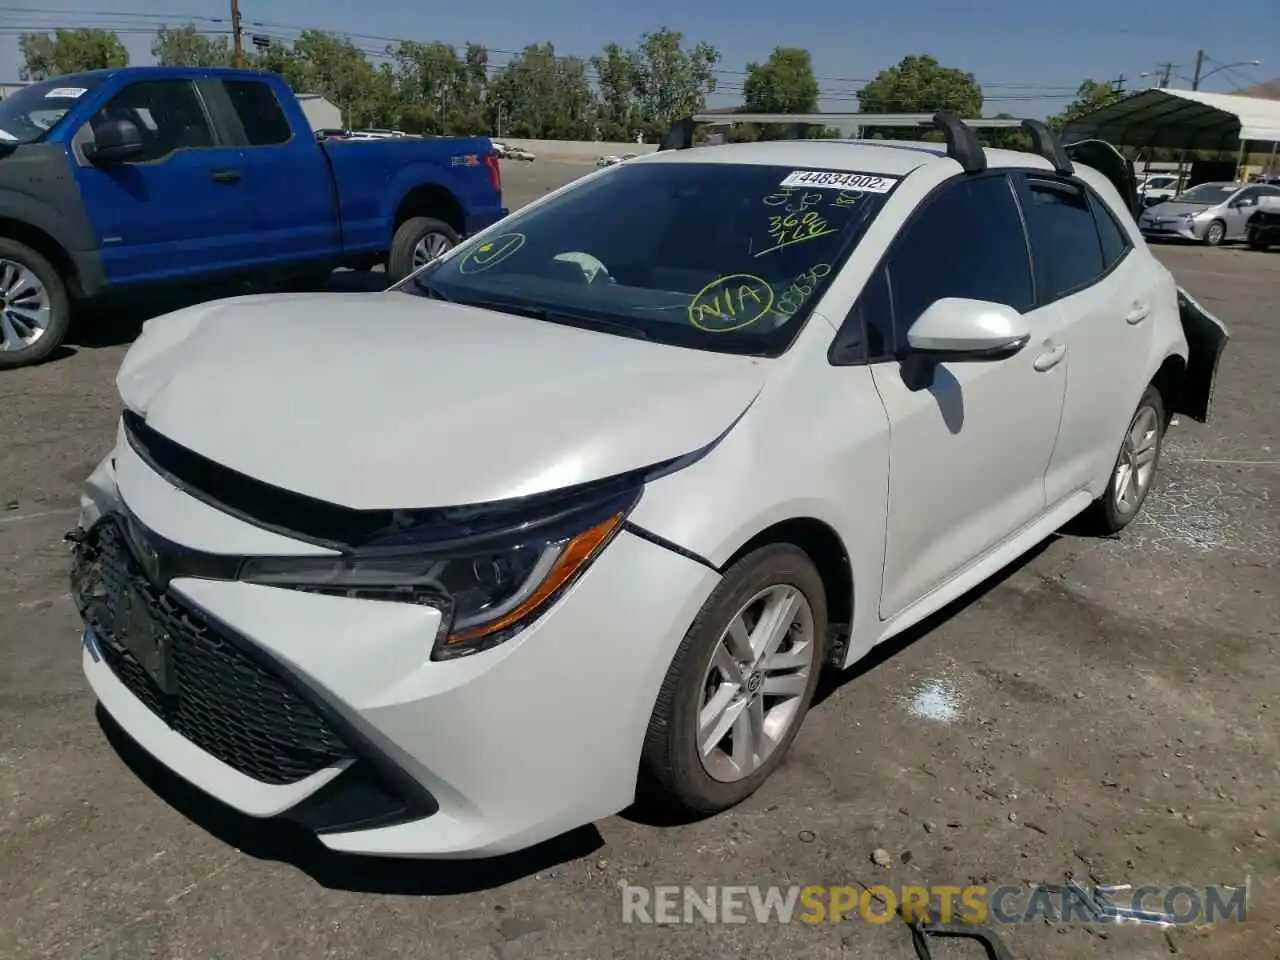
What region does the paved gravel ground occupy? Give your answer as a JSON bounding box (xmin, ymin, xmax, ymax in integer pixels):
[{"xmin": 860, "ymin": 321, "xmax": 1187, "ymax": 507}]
[{"xmin": 2, "ymin": 160, "xmax": 1278, "ymax": 960}]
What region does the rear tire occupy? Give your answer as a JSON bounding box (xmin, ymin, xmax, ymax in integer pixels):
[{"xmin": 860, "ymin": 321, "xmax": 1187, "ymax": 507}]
[
  {"xmin": 387, "ymin": 217, "xmax": 459, "ymax": 282},
  {"xmin": 639, "ymin": 544, "xmax": 827, "ymax": 815},
  {"xmin": 0, "ymin": 238, "xmax": 71, "ymax": 371},
  {"xmin": 1079, "ymin": 386, "xmax": 1166, "ymax": 535}
]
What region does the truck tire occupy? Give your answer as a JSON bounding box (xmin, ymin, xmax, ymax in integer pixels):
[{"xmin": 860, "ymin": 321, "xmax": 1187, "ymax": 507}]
[
  {"xmin": 0, "ymin": 238, "xmax": 71, "ymax": 371},
  {"xmin": 387, "ymin": 217, "xmax": 459, "ymax": 282}
]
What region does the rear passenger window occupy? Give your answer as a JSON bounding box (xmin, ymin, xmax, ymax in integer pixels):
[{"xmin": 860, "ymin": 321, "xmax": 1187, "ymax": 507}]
[
  {"xmin": 1022, "ymin": 179, "xmax": 1106, "ymax": 299},
  {"xmin": 224, "ymin": 81, "xmax": 292, "ymax": 145},
  {"xmin": 885, "ymin": 174, "xmax": 1034, "ymax": 332},
  {"xmin": 1091, "ymin": 192, "xmax": 1131, "ymax": 269}
]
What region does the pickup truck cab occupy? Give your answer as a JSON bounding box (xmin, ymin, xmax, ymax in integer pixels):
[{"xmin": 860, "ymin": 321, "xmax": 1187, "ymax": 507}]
[{"xmin": 0, "ymin": 66, "xmax": 506, "ymax": 369}]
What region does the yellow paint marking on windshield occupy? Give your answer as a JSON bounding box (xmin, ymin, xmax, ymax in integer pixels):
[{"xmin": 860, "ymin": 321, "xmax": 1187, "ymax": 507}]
[
  {"xmin": 689, "ymin": 274, "xmax": 775, "ymax": 333},
  {"xmin": 458, "ymin": 232, "xmax": 526, "ymax": 273},
  {"xmin": 763, "ymin": 187, "xmax": 825, "ymax": 214},
  {"xmin": 755, "ymin": 211, "xmax": 838, "ymax": 257},
  {"xmin": 776, "ymin": 263, "xmax": 832, "ymax": 318}
]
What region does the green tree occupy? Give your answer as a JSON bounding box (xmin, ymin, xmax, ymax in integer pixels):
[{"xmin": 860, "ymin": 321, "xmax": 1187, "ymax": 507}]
[
  {"xmin": 742, "ymin": 46, "xmax": 820, "ymax": 141},
  {"xmin": 631, "ymin": 28, "xmax": 720, "ymax": 141},
  {"xmin": 591, "ymin": 42, "xmax": 642, "ymax": 141},
  {"xmin": 18, "ymin": 28, "xmax": 128, "ymax": 80},
  {"xmin": 390, "ymin": 40, "xmax": 466, "ymax": 133},
  {"xmin": 288, "ymin": 31, "xmax": 384, "ymax": 129},
  {"xmin": 488, "ymin": 43, "xmax": 593, "ymax": 139},
  {"xmin": 856, "ymin": 54, "xmax": 983, "ymax": 141},
  {"xmin": 152, "ymin": 24, "xmax": 233, "ymax": 67},
  {"xmin": 1048, "ymin": 78, "xmax": 1121, "ymax": 132}
]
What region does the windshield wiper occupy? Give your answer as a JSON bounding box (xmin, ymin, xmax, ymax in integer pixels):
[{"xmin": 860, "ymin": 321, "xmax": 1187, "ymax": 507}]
[{"xmin": 461, "ymin": 299, "xmax": 650, "ymax": 341}]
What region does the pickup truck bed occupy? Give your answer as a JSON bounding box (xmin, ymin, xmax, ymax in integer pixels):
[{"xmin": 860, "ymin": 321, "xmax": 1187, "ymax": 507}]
[{"xmin": 0, "ymin": 66, "xmax": 507, "ymax": 369}]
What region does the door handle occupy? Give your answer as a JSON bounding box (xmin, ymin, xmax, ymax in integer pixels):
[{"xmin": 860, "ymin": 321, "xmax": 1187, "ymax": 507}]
[
  {"xmin": 211, "ymin": 169, "xmax": 241, "ymax": 183},
  {"xmin": 1125, "ymin": 302, "xmax": 1150, "ymax": 324},
  {"xmin": 1033, "ymin": 342, "xmax": 1066, "ymax": 372}
]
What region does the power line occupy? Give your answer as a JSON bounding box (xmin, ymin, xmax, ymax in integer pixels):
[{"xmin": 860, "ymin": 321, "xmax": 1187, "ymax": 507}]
[{"xmin": 1, "ymin": 8, "xmax": 1085, "ymax": 93}]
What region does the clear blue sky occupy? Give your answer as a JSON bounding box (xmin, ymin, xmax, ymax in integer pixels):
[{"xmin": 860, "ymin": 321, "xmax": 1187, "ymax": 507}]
[{"xmin": 2, "ymin": 0, "xmax": 1275, "ymax": 118}]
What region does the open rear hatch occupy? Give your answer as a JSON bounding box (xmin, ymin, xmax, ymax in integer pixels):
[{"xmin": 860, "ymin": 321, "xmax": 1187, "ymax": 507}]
[{"xmin": 1065, "ymin": 138, "xmax": 1230, "ymax": 424}]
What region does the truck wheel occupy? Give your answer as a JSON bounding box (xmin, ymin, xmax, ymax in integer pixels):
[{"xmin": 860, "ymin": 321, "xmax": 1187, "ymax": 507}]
[
  {"xmin": 1247, "ymin": 232, "xmax": 1269, "ymax": 252},
  {"xmin": 388, "ymin": 217, "xmax": 459, "ymax": 282},
  {"xmin": 0, "ymin": 239, "xmax": 71, "ymax": 371}
]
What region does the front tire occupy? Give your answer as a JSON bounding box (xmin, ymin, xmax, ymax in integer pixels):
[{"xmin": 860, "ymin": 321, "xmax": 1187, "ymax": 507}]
[
  {"xmin": 0, "ymin": 239, "xmax": 71, "ymax": 370},
  {"xmin": 387, "ymin": 217, "xmax": 459, "ymax": 282},
  {"xmin": 1080, "ymin": 386, "xmax": 1166, "ymax": 535},
  {"xmin": 1202, "ymin": 219, "xmax": 1226, "ymax": 246},
  {"xmin": 640, "ymin": 544, "xmax": 827, "ymax": 815}
]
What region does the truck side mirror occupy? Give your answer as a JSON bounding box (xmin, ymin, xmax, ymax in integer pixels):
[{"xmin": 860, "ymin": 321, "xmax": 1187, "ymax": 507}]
[{"xmin": 86, "ymin": 118, "xmax": 145, "ymax": 164}]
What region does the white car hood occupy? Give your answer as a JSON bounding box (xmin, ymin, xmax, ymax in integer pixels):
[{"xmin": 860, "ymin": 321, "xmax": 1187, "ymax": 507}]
[{"xmin": 117, "ymin": 292, "xmax": 767, "ymax": 509}]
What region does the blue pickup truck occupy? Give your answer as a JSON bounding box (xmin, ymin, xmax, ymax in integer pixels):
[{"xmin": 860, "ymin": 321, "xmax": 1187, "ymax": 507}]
[{"xmin": 0, "ymin": 66, "xmax": 507, "ymax": 368}]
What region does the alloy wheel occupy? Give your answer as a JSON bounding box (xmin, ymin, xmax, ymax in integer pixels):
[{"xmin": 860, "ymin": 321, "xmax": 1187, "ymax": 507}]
[
  {"xmin": 696, "ymin": 584, "xmax": 816, "ymax": 783},
  {"xmin": 1113, "ymin": 403, "xmax": 1160, "ymax": 515},
  {"xmin": 412, "ymin": 232, "xmax": 453, "ymax": 269},
  {"xmin": 0, "ymin": 258, "xmax": 51, "ymax": 353}
]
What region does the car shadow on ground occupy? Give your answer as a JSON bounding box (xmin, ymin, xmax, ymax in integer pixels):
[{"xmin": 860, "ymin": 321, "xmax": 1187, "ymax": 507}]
[
  {"xmin": 623, "ymin": 531, "xmax": 1067, "ymax": 828},
  {"xmin": 60, "ymin": 271, "xmax": 392, "ymax": 357},
  {"xmin": 95, "ymin": 705, "xmax": 604, "ymax": 895}
]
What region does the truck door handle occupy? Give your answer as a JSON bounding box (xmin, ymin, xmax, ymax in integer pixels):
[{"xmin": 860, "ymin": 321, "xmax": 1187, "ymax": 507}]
[
  {"xmin": 1033, "ymin": 342, "xmax": 1066, "ymax": 372},
  {"xmin": 211, "ymin": 169, "xmax": 241, "ymax": 183},
  {"xmin": 1125, "ymin": 303, "xmax": 1150, "ymax": 324}
]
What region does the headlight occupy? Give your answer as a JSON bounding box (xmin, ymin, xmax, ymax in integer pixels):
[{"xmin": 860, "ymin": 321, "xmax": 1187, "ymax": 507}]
[{"xmin": 238, "ymin": 483, "xmax": 639, "ymax": 660}]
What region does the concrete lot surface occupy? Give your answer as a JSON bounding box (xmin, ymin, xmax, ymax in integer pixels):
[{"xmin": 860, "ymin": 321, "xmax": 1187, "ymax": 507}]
[{"xmin": 1, "ymin": 160, "xmax": 1278, "ymax": 960}]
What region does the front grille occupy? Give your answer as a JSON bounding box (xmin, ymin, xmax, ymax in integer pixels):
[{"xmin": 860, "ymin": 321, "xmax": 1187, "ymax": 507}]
[{"xmin": 75, "ymin": 518, "xmax": 355, "ymax": 785}]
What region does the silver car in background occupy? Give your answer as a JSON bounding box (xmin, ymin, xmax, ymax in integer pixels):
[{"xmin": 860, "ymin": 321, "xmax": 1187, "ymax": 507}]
[{"xmin": 1139, "ymin": 181, "xmax": 1280, "ymax": 246}]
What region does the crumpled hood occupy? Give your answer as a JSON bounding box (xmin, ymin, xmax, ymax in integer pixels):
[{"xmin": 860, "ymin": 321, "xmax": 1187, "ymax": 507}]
[{"xmin": 116, "ymin": 292, "xmax": 767, "ymax": 509}]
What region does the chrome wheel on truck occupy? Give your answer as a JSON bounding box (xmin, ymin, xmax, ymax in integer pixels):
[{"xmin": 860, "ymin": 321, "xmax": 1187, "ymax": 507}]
[
  {"xmin": 0, "ymin": 240, "xmax": 71, "ymax": 371},
  {"xmin": 387, "ymin": 217, "xmax": 460, "ymax": 282}
]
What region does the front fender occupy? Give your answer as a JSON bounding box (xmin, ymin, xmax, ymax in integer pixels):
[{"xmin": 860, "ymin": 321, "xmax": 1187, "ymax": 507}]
[{"xmin": 1174, "ymin": 286, "xmax": 1230, "ymax": 423}]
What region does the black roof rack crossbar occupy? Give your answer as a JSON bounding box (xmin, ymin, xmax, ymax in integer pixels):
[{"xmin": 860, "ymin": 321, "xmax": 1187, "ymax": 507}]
[
  {"xmin": 1020, "ymin": 118, "xmax": 1074, "ymax": 174},
  {"xmin": 659, "ymin": 111, "xmax": 1076, "ymax": 178}
]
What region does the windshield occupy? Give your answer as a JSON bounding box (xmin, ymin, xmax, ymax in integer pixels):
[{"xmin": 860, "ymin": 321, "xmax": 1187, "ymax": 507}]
[
  {"xmin": 1176, "ymin": 183, "xmax": 1237, "ymax": 205},
  {"xmin": 395, "ymin": 161, "xmax": 897, "ymax": 356},
  {"xmin": 0, "ymin": 76, "xmax": 101, "ymax": 144}
]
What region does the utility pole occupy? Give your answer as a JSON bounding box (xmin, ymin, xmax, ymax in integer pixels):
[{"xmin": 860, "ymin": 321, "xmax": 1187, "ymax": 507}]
[
  {"xmin": 1191, "ymin": 49, "xmax": 1205, "ymax": 90},
  {"xmin": 230, "ymin": 0, "xmax": 244, "ymax": 67},
  {"xmin": 1153, "ymin": 63, "xmax": 1175, "ymax": 88},
  {"xmin": 1110, "ymin": 74, "xmax": 1128, "ymax": 94}
]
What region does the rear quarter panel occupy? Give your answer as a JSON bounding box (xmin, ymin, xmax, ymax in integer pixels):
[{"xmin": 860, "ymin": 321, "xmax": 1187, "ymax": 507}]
[{"xmin": 321, "ymin": 137, "xmax": 506, "ymax": 254}]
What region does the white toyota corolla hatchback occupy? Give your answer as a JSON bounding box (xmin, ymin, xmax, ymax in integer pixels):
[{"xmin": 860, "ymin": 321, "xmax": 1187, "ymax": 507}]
[{"xmin": 71, "ymin": 128, "xmax": 1226, "ymax": 859}]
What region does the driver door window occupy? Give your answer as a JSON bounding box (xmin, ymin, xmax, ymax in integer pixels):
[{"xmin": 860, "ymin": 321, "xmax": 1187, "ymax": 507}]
[
  {"xmin": 864, "ymin": 173, "xmax": 1070, "ymax": 618},
  {"xmin": 89, "ymin": 80, "xmax": 214, "ymax": 163},
  {"xmin": 73, "ymin": 80, "xmax": 258, "ymax": 284}
]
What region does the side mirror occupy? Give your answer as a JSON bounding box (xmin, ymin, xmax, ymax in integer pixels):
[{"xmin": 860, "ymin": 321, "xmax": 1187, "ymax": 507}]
[
  {"xmin": 1235, "ymin": 196, "xmax": 1256, "ymax": 207},
  {"xmin": 906, "ymin": 298, "xmax": 1031, "ymax": 362},
  {"xmin": 86, "ymin": 118, "xmax": 144, "ymax": 164}
]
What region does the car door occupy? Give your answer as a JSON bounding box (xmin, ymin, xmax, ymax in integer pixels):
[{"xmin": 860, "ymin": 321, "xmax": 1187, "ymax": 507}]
[
  {"xmin": 1221, "ymin": 186, "xmax": 1261, "ymax": 238},
  {"xmin": 71, "ymin": 78, "xmax": 259, "ymax": 286},
  {"xmin": 207, "ymin": 77, "xmax": 341, "ymax": 265},
  {"xmin": 862, "ymin": 173, "xmax": 1070, "ymax": 619},
  {"xmin": 1014, "ymin": 174, "xmax": 1157, "ymax": 506}
]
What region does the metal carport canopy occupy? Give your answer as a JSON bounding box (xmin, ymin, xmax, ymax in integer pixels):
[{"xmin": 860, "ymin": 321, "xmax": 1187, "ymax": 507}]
[{"xmin": 1062, "ymin": 88, "xmax": 1280, "ymax": 151}]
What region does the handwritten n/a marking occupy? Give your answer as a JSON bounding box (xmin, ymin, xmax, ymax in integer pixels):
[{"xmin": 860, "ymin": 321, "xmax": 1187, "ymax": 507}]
[{"xmin": 688, "ymin": 274, "xmax": 775, "ymax": 333}]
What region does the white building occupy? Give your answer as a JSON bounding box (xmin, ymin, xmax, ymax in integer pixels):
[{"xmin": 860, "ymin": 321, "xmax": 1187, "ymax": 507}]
[{"xmin": 296, "ymin": 93, "xmax": 342, "ymax": 132}]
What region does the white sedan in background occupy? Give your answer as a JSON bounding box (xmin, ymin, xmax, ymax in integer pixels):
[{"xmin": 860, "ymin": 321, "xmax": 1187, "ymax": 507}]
[{"xmin": 71, "ymin": 131, "xmax": 1225, "ymax": 859}]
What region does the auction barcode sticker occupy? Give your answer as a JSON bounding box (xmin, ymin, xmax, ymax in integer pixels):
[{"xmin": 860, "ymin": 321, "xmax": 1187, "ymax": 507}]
[{"xmin": 778, "ymin": 170, "xmax": 898, "ymax": 193}]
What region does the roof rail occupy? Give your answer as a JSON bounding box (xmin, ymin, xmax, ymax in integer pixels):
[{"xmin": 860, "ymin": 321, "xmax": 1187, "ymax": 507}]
[{"xmin": 659, "ymin": 111, "xmax": 1075, "ymax": 177}]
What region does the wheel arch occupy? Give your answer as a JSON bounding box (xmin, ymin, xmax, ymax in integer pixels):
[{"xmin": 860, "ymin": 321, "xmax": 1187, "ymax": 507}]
[
  {"xmin": 0, "ymin": 217, "xmax": 83, "ymax": 298},
  {"xmin": 720, "ymin": 516, "xmax": 854, "ymax": 667},
  {"xmin": 393, "ymin": 184, "xmax": 465, "ymax": 236}
]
